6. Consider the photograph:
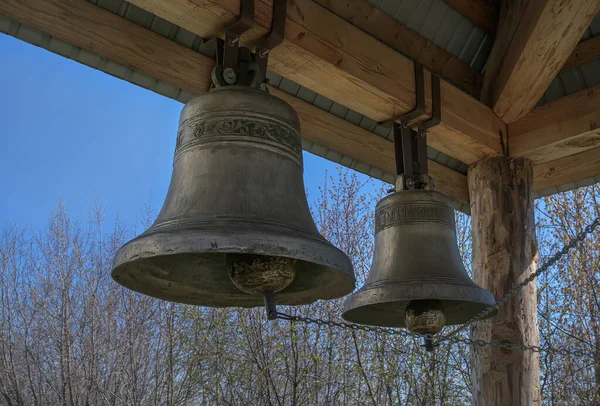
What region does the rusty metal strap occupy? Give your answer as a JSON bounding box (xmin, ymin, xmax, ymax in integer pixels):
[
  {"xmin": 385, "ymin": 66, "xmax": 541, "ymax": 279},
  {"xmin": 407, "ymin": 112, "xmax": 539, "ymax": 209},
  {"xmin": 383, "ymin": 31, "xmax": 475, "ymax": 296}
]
[
  {"xmin": 418, "ymin": 74, "xmax": 441, "ymax": 133},
  {"xmin": 223, "ymin": 0, "xmax": 255, "ymax": 70},
  {"xmin": 255, "ymin": 0, "xmax": 288, "ymax": 85},
  {"xmin": 216, "ymin": 0, "xmax": 288, "ymax": 88},
  {"xmin": 380, "ymin": 64, "xmax": 441, "ymax": 134}
]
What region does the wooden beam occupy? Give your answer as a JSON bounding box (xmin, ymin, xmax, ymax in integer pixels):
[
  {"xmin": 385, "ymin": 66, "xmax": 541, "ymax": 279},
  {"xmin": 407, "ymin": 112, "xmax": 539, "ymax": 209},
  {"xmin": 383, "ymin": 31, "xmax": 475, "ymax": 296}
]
[
  {"xmin": 534, "ymin": 147, "xmax": 600, "ymax": 192},
  {"xmin": 481, "ymin": 0, "xmax": 530, "ymax": 108},
  {"xmin": 508, "ymin": 85, "xmax": 600, "ymax": 164},
  {"xmin": 0, "ymin": 0, "xmax": 471, "ymax": 206},
  {"xmin": 125, "ymin": 0, "xmax": 504, "ymax": 164},
  {"xmin": 482, "ymin": 0, "xmax": 600, "ymax": 124},
  {"xmin": 0, "ymin": 0, "xmax": 214, "ymax": 94},
  {"xmin": 313, "ymin": 0, "xmax": 482, "ymax": 96},
  {"xmin": 562, "ymin": 35, "xmax": 600, "ymax": 70},
  {"xmin": 441, "ymin": 0, "xmax": 498, "ymax": 36}
]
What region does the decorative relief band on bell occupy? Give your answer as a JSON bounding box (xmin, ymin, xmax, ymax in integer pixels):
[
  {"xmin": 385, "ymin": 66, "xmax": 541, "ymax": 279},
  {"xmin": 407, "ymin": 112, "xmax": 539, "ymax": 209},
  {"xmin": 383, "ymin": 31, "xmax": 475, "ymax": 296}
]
[
  {"xmin": 176, "ymin": 115, "xmax": 302, "ymax": 156},
  {"xmin": 375, "ymin": 201, "xmax": 455, "ymax": 233}
]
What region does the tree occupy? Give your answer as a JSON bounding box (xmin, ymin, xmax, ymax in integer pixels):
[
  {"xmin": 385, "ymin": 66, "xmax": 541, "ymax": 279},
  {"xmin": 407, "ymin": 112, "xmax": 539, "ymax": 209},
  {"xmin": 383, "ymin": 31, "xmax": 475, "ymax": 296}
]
[
  {"xmin": 537, "ymin": 185, "xmax": 600, "ymax": 405},
  {"xmin": 0, "ymin": 169, "xmax": 598, "ymax": 405}
]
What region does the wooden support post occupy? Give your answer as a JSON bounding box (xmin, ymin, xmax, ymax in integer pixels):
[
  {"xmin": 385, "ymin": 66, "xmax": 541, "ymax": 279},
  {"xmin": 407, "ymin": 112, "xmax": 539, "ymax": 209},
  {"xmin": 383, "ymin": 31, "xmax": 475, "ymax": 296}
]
[{"xmin": 468, "ymin": 156, "xmax": 541, "ymax": 406}]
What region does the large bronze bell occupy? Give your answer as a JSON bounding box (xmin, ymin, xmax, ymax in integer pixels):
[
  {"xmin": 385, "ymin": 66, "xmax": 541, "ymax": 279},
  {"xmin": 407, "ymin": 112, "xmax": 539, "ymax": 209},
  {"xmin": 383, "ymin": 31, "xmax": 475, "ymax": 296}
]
[
  {"xmin": 342, "ymin": 189, "xmax": 494, "ymax": 334},
  {"xmin": 112, "ymin": 86, "xmax": 355, "ymax": 307}
]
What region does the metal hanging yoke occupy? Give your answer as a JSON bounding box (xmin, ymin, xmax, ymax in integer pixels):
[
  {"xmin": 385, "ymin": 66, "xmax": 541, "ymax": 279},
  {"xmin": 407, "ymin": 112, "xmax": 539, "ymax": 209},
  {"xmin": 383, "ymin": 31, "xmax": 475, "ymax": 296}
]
[
  {"xmin": 212, "ymin": 0, "xmax": 288, "ymax": 90},
  {"xmin": 387, "ymin": 64, "xmax": 441, "ymax": 192}
]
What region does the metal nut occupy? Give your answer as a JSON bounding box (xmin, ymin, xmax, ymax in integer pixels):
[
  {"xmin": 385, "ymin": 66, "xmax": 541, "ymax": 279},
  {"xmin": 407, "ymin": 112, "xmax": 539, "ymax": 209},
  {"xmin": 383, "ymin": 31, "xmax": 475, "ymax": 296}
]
[{"xmin": 223, "ymin": 68, "xmax": 237, "ymax": 85}]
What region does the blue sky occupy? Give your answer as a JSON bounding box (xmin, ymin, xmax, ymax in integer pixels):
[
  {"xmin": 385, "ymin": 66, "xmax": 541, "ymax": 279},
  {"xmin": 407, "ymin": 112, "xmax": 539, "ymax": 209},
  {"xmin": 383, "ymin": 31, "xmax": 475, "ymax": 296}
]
[{"xmin": 0, "ymin": 34, "xmax": 368, "ymax": 231}]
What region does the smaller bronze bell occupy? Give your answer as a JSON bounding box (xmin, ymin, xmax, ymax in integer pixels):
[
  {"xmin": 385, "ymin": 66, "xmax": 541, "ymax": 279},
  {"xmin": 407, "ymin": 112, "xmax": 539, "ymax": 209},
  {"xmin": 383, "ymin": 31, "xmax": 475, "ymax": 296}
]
[{"xmin": 342, "ymin": 190, "xmax": 495, "ymax": 334}]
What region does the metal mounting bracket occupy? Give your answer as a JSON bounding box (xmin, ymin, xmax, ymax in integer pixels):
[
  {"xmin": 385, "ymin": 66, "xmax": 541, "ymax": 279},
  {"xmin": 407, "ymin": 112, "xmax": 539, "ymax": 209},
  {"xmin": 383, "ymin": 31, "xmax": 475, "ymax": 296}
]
[
  {"xmin": 379, "ymin": 63, "xmax": 442, "ymax": 136},
  {"xmin": 381, "ymin": 63, "xmax": 426, "ymax": 129},
  {"xmin": 211, "ymin": 0, "xmax": 288, "ymax": 90},
  {"xmin": 223, "ymin": 0, "xmax": 255, "ymax": 71},
  {"xmin": 264, "ymin": 290, "xmax": 278, "ymax": 320},
  {"xmin": 379, "ymin": 63, "xmax": 442, "ymax": 192},
  {"xmin": 255, "ymin": 0, "xmax": 288, "ymax": 86},
  {"xmin": 418, "ymin": 73, "xmax": 441, "ymax": 134},
  {"xmin": 392, "ymin": 122, "xmax": 431, "ymax": 192}
]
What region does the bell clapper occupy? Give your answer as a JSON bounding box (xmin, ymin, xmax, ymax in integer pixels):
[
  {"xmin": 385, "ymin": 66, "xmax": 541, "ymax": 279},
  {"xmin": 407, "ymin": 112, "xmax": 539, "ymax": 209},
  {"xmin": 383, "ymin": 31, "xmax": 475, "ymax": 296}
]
[
  {"xmin": 228, "ymin": 254, "xmax": 297, "ymax": 295},
  {"xmin": 227, "ymin": 255, "xmax": 297, "ymax": 321},
  {"xmin": 404, "ymin": 300, "xmax": 446, "ymax": 352},
  {"xmin": 405, "ymin": 300, "xmax": 446, "ymax": 335},
  {"xmin": 227, "ymin": 255, "xmax": 296, "ymax": 321}
]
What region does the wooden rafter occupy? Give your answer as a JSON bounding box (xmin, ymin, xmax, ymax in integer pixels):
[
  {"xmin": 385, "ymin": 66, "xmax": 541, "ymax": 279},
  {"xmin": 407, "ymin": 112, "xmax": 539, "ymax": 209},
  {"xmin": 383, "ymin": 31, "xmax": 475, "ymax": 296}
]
[
  {"xmin": 482, "ymin": 0, "xmax": 600, "ymax": 124},
  {"xmin": 441, "ymin": 0, "xmax": 498, "ymax": 36},
  {"xmin": 124, "ymin": 0, "xmax": 504, "ymax": 165},
  {"xmin": 508, "ymin": 84, "xmax": 600, "ymax": 164},
  {"xmin": 0, "ymin": 0, "xmax": 471, "ymax": 206},
  {"xmin": 313, "ymin": 0, "xmax": 482, "ymax": 96},
  {"xmin": 562, "ymin": 35, "xmax": 600, "ymax": 70}
]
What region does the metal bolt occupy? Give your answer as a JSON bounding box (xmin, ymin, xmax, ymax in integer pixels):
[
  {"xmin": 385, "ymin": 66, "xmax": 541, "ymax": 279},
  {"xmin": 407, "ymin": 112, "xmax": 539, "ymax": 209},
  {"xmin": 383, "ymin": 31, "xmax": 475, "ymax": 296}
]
[
  {"xmin": 259, "ymin": 83, "xmax": 267, "ymax": 92},
  {"xmin": 223, "ymin": 68, "xmax": 237, "ymax": 85},
  {"xmin": 405, "ymin": 178, "xmax": 415, "ymax": 189},
  {"xmin": 228, "ymin": 37, "xmax": 239, "ymax": 46},
  {"xmin": 258, "ymin": 49, "xmax": 270, "ymax": 58}
]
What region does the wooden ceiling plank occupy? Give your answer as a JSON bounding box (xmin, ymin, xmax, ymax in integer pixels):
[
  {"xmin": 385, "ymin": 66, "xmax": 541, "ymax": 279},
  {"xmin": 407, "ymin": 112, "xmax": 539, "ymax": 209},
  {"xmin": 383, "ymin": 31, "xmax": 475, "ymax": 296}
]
[
  {"xmin": 441, "ymin": 0, "xmax": 498, "ymax": 36},
  {"xmin": 0, "ymin": 0, "xmax": 471, "ymax": 206},
  {"xmin": 562, "ymin": 35, "xmax": 600, "ymax": 70},
  {"xmin": 508, "ymin": 85, "xmax": 600, "ymax": 164},
  {"xmin": 125, "ymin": 0, "xmax": 504, "ymax": 164},
  {"xmin": 534, "ymin": 147, "xmax": 600, "ymax": 192},
  {"xmin": 482, "ymin": 0, "xmax": 600, "ymax": 124},
  {"xmin": 313, "ymin": 0, "xmax": 482, "ymax": 97}
]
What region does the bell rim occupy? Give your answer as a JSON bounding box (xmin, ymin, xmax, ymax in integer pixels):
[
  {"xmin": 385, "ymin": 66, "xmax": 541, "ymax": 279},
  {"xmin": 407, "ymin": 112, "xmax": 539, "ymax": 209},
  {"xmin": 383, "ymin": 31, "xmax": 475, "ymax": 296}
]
[
  {"xmin": 111, "ymin": 221, "xmax": 356, "ymax": 307},
  {"xmin": 341, "ymin": 281, "xmax": 495, "ymax": 327}
]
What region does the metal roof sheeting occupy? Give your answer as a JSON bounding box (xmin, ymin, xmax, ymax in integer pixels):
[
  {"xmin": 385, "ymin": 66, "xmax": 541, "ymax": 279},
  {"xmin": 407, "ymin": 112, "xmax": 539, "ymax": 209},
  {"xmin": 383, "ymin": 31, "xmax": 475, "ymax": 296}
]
[{"xmin": 367, "ymin": 0, "xmax": 493, "ymax": 72}]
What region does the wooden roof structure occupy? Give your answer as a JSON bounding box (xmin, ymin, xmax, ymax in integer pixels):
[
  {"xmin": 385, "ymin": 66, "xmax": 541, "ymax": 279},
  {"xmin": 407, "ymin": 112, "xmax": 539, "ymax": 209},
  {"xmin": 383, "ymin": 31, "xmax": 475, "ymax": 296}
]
[{"xmin": 2, "ymin": 0, "xmax": 600, "ymax": 213}]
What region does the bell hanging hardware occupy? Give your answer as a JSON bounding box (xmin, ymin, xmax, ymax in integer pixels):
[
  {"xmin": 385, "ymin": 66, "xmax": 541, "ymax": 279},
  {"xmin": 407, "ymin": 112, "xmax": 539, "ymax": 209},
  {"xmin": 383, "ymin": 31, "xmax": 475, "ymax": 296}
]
[
  {"xmin": 111, "ymin": 0, "xmax": 356, "ymax": 312},
  {"xmin": 211, "ymin": 0, "xmax": 288, "ymax": 91},
  {"xmin": 342, "ymin": 70, "xmax": 495, "ymax": 351},
  {"xmin": 381, "ymin": 63, "xmax": 442, "ymax": 193}
]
